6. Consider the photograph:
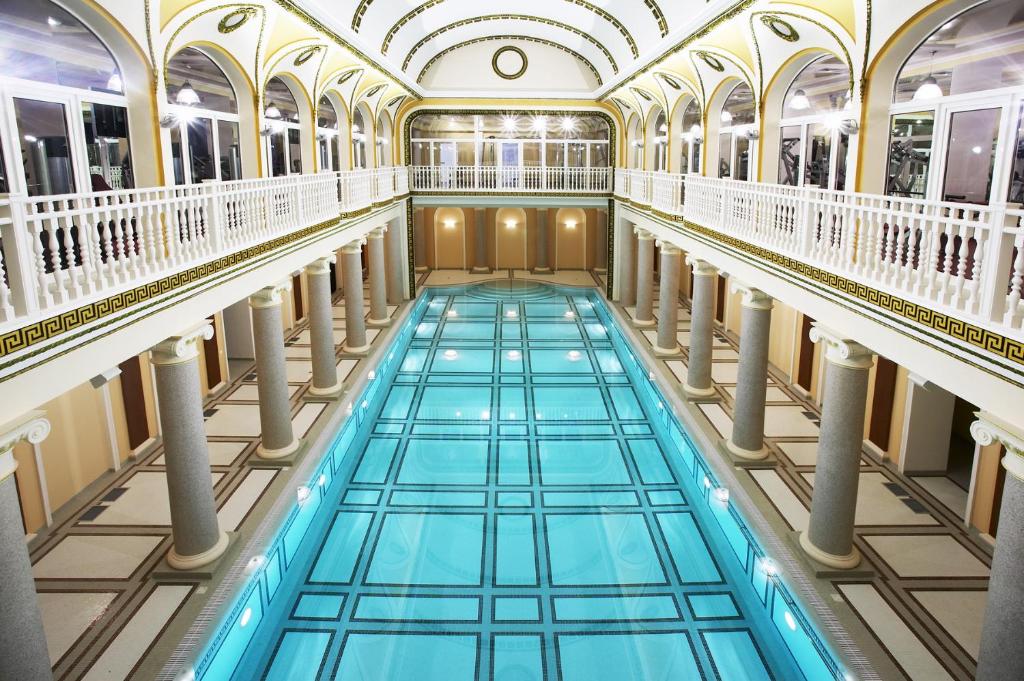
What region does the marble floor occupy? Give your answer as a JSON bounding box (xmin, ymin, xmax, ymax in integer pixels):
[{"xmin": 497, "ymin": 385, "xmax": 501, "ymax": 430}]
[
  {"xmin": 27, "ymin": 284, "xmax": 395, "ymax": 681},
  {"xmin": 29, "ymin": 268, "xmax": 992, "ymax": 680}
]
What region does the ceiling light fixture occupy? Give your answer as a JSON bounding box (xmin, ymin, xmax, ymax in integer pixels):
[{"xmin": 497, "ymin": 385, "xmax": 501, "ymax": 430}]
[
  {"xmin": 913, "ymin": 50, "xmax": 944, "ymax": 101},
  {"xmin": 789, "ymin": 88, "xmax": 810, "ymax": 110},
  {"xmin": 176, "ymin": 81, "xmax": 200, "ymax": 106}
]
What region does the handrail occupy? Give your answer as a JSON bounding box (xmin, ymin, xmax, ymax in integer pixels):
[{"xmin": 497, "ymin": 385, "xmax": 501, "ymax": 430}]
[
  {"xmin": 409, "ymin": 165, "xmax": 612, "ymax": 193},
  {"xmin": 0, "ymin": 167, "xmax": 409, "ymax": 329},
  {"xmin": 616, "ymin": 168, "xmax": 1024, "ymax": 339}
]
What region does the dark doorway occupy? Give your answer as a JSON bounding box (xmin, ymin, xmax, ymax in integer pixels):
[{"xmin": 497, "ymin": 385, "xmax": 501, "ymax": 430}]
[
  {"xmin": 117, "ymin": 355, "xmax": 151, "ymax": 449},
  {"xmin": 796, "ymin": 314, "xmax": 815, "ymax": 391}
]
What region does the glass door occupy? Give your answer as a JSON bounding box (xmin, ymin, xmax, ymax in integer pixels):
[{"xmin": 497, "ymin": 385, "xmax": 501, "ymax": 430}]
[
  {"xmin": 500, "ymin": 142, "xmax": 520, "ymax": 188},
  {"xmin": 939, "ymin": 106, "xmax": 1002, "ymax": 204}
]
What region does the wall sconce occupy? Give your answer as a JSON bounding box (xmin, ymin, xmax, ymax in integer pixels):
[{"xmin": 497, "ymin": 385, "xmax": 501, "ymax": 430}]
[
  {"xmin": 505, "ymin": 220, "xmax": 517, "ymax": 230},
  {"xmin": 564, "ymin": 220, "xmax": 577, "ymax": 230},
  {"xmin": 443, "ymin": 219, "xmax": 456, "ymax": 230}
]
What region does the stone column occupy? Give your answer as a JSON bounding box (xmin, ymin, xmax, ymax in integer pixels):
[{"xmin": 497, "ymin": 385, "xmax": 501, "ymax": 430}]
[
  {"xmin": 634, "ymin": 229, "xmax": 656, "ymax": 326},
  {"xmin": 306, "ymin": 256, "xmax": 341, "ymax": 397},
  {"xmin": 341, "ymin": 239, "xmax": 369, "ymax": 354},
  {"xmin": 366, "ymin": 227, "xmax": 389, "ymax": 325},
  {"xmin": 654, "ymin": 242, "xmax": 681, "ymax": 354},
  {"xmin": 798, "ymin": 325, "xmax": 874, "ymax": 569},
  {"xmin": 684, "ymin": 257, "xmax": 718, "ymax": 398},
  {"xmin": 250, "ymin": 284, "xmax": 299, "ymax": 459},
  {"xmin": 0, "ymin": 412, "xmax": 52, "ymax": 681},
  {"xmin": 727, "ymin": 282, "xmax": 773, "ymax": 460},
  {"xmin": 413, "ymin": 207, "xmax": 427, "ymax": 272},
  {"xmin": 150, "ymin": 326, "xmax": 230, "ymax": 567},
  {"xmin": 472, "ymin": 207, "xmax": 490, "ymax": 273},
  {"xmin": 385, "ymin": 218, "xmax": 405, "ymax": 304},
  {"xmin": 595, "ymin": 209, "xmax": 608, "ymax": 273},
  {"xmin": 971, "ymin": 415, "xmax": 1024, "ymax": 681},
  {"xmin": 535, "ymin": 208, "xmax": 552, "ymax": 273},
  {"xmin": 616, "ymin": 217, "xmax": 637, "ymax": 306}
]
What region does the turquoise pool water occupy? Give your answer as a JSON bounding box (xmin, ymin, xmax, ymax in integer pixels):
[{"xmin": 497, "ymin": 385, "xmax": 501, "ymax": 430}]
[{"xmin": 188, "ymin": 281, "xmax": 846, "ymax": 681}]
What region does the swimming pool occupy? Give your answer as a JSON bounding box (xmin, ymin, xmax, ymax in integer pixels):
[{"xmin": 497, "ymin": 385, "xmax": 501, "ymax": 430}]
[{"xmin": 177, "ymin": 280, "xmax": 850, "ymax": 681}]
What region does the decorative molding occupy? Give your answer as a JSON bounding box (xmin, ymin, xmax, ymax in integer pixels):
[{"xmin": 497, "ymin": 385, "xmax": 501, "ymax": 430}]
[
  {"xmin": 809, "ymin": 323, "xmax": 874, "ymax": 369},
  {"xmin": 0, "ymin": 411, "xmax": 50, "ymax": 456},
  {"xmin": 695, "ymin": 51, "xmax": 725, "ymax": 72},
  {"xmin": 759, "ymin": 14, "xmax": 799, "ymax": 42},
  {"xmin": 293, "ymin": 45, "xmax": 322, "ymax": 66},
  {"xmin": 970, "ymin": 412, "xmax": 1024, "ymax": 480},
  {"xmin": 217, "ymin": 7, "xmax": 257, "ymax": 33},
  {"xmin": 415, "ymin": 35, "xmax": 603, "ymax": 85},
  {"xmin": 249, "ymin": 281, "xmax": 292, "ymax": 309},
  {"xmin": 492, "ymin": 45, "xmax": 529, "ymax": 80},
  {"xmin": 729, "ymin": 280, "xmax": 773, "ymax": 310},
  {"xmin": 379, "ymin": 0, "xmax": 639, "ymax": 57},
  {"xmin": 401, "ymin": 16, "xmax": 614, "ymax": 75},
  {"xmin": 150, "ymin": 324, "xmax": 214, "ymax": 366}
]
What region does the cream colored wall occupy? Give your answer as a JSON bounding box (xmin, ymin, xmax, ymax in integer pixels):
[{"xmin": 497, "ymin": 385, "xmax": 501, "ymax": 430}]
[
  {"xmin": 971, "ymin": 442, "xmax": 1003, "ymax": 534},
  {"xmin": 495, "ymin": 208, "xmax": 528, "ymax": 269},
  {"xmin": 434, "ymin": 207, "xmax": 466, "ymax": 268},
  {"xmin": 885, "ymin": 365, "xmax": 911, "ymax": 465},
  {"xmin": 423, "ymin": 207, "xmax": 437, "ymax": 268},
  {"xmin": 768, "ymin": 302, "xmax": 796, "ymax": 381},
  {"xmin": 554, "ymin": 207, "xmax": 586, "ymax": 270}
]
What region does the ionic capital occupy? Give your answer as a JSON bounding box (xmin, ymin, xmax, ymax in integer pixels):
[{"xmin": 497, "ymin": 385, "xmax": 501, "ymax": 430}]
[
  {"xmin": 971, "ymin": 412, "xmax": 1024, "ymax": 481},
  {"xmin": 306, "ymin": 255, "xmax": 336, "ymax": 276},
  {"xmin": 808, "ymin": 324, "xmax": 873, "ymax": 369},
  {"xmin": 341, "ymin": 238, "xmax": 366, "ymax": 254},
  {"xmin": 150, "ymin": 323, "xmax": 214, "ymax": 365},
  {"xmin": 634, "ymin": 227, "xmax": 654, "ymax": 240},
  {"xmin": 656, "ymin": 240, "xmax": 682, "ymax": 256},
  {"xmin": 367, "ymin": 226, "xmax": 387, "ymax": 239},
  {"xmin": 686, "ymin": 256, "xmax": 717, "ymax": 277},
  {"xmin": 729, "ymin": 280, "xmax": 773, "ymax": 310},
  {"xmin": 249, "ymin": 281, "xmax": 292, "ymax": 309}
]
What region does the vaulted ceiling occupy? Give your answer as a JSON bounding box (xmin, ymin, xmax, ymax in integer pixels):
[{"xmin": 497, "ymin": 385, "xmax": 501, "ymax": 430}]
[{"xmin": 291, "ymin": 0, "xmax": 735, "ymax": 94}]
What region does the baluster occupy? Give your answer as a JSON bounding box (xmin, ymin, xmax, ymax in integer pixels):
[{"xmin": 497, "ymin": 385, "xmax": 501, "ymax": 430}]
[{"xmin": 1005, "ymin": 230, "xmax": 1024, "ymax": 327}]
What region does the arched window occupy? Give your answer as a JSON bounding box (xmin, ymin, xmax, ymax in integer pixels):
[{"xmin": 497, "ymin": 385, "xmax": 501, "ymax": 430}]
[
  {"xmin": 777, "ymin": 55, "xmax": 852, "ymax": 190},
  {"xmin": 627, "ymin": 116, "xmax": 643, "ymax": 169},
  {"xmin": 718, "ymin": 82, "xmax": 755, "ymax": 180},
  {"xmin": 887, "ymin": 0, "xmax": 1024, "ymax": 203},
  {"xmin": 376, "ymin": 113, "xmax": 392, "ymax": 167},
  {"xmin": 679, "ymin": 100, "xmax": 702, "ymax": 174},
  {"xmin": 264, "ymin": 76, "xmax": 303, "ymax": 176},
  {"xmin": 166, "ymin": 47, "xmax": 241, "ymax": 184},
  {"xmin": 352, "ymin": 107, "xmax": 368, "ymax": 169},
  {"xmin": 317, "ymin": 96, "xmax": 340, "ymax": 171},
  {"xmin": 651, "ymin": 110, "xmax": 667, "ymax": 172},
  {"xmin": 0, "ymin": 0, "xmax": 133, "ymax": 194}
]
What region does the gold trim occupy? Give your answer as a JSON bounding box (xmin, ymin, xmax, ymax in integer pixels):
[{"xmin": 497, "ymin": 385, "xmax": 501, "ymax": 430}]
[
  {"xmin": 400, "ymin": 15, "xmax": 617, "ymax": 75},
  {"xmin": 416, "ymin": 36, "xmax": 603, "ymax": 86},
  {"xmin": 218, "ymin": 7, "xmax": 256, "ymax": 33},
  {"xmin": 492, "ymin": 45, "xmax": 528, "ymax": 80},
  {"xmin": 377, "ymin": 0, "xmax": 640, "ymax": 58}
]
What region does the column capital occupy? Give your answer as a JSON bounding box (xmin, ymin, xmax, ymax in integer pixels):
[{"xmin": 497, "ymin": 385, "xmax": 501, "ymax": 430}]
[
  {"xmin": 729, "ymin": 280, "xmax": 773, "ymax": 310},
  {"xmin": 634, "ymin": 227, "xmax": 654, "ymax": 240},
  {"xmin": 971, "ymin": 412, "xmax": 1024, "ymax": 480},
  {"xmin": 808, "ymin": 324, "xmax": 874, "ymax": 369},
  {"xmin": 367, "ymin": 226, "xmax": 387, "ymax": 239},
  {"xmin": 151, "ymin": 323, "xmax": 214, "ymax": 365},
  {"xmin": 249, "ymin": 280, "xmax": 292, "ymax": 309},
  {"xmin": 0, "ymin": 411, "xmax": 50, "ymax": 482},
  {"xmin": 656, "ymin": 240, "xmax": 682, "ymax": 255},
  {"xmin": 340, "ymin": 238, "xmax": 366, "ymax": 254},
  {"xmin": 305, "ymin": 255, "xmax": 335, "ymax": 276},
  {"xmin": 686, "ymin": 256, "xmax": 717, "ymax": 277}
]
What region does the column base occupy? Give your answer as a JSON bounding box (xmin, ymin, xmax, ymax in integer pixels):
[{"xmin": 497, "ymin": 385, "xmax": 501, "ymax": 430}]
[
  {"xmin": 367, "ymin": 317, "xmax": 391, "ymax": 326},
  {"xmin": 684, "ymin": 383, "xmax": 718, "ymax": 401},
  {"xmin": 653, "ymin": 345, "xmax": 681, "ymax": 356},
  {"xmin": 726, "ymin": 439, "xmax": 769, "ymax": 461},
  {"xmin": 257, "ymin": 437, "xmax": 301, "ymax": 461},
  {"xmin": 532, "ymin": 267, "xmax": 553, "ymax": 274},
  {"xmin": 307, "ymin": 382, "xmax": 343, "ymax": 398},
  {"xmin": 595, "ymin": 267, "xmax": 607, "ymax": 274},
  {"xmin": 798, "ymin": 531, "xmax": 862, "ymax": 570},
  {"xmin": 633, "ymin": 317, "xmax": 656, "ymax": 327},
  {"xmin": 471, "ymin": 266, "xmax": 491, "ymax": 274},
  {"xmin": 164, "ymin": 530, "xmax": 230, "ymax": 573},
  {"xmin": 343, "ymin": 342, "xmax": 371, "ymax": 355},
  {"xmin": 415, "ymin": 266, "xmax": 429, "ymax": 273}
]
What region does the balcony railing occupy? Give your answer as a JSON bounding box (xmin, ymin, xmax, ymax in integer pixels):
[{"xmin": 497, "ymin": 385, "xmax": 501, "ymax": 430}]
[
  {"xmin": 0, "ymin": 167, "xmax": 408, "ymax": 329},
  {"xmin": 616, "ymin": 168, "xmax": 1024, "ymax": 339},
  {"xmin": 410, "ymin": 165, "xmax": 612, "ymax": 193}
]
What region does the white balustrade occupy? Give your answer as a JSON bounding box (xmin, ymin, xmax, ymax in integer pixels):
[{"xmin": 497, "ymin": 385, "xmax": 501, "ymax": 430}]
[
  {"xmin": 0, "ymin": 167, "xmax": 406, "ymax": 330},
  {"xmin": 615, "ymin": 168, "xmax": 1024, "ymax": 342},
  {"xmin": 409, "ymin": 166, "xmax": 611, "ymax": 193}
]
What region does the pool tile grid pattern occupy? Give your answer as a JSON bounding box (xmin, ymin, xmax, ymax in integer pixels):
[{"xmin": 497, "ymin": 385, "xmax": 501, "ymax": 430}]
[{"xmin": 235, "ymin": 290, "xmax": 810, "ymax": 681}]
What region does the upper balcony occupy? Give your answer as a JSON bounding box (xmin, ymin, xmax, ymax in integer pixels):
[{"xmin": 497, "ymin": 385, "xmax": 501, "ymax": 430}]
[
  {"xmin": 409, "ymin": 165, "xmax": 612, "ymax": 194},
  {"xmin": 0, "ymin": 167, "xmax": 409, "ymax": 333},
  {"xmin": 615, "ymin": 167, "xmax": 1024, "ymax": 357}
]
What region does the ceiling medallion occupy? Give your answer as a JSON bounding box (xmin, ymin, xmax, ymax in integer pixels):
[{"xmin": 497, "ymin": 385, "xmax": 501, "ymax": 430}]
[
  {"xmin": 217, "ymin": 7, "xmax": 257, "ymax": 34},
  {"xmin": 760, "ymin": 15, "xmax": 799, "ymax": 42},
  {"xmin": 695, "ymin": 51, "xmax": 725, "ymax": 72},
  {"xmin": 492, "ymin": 45, "xmax": 528, "ymax": 80}
]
